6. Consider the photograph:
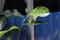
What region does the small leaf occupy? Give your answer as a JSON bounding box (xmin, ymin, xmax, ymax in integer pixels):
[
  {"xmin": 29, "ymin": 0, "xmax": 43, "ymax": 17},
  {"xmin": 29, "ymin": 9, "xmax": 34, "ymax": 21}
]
[
  {"xmin": 13, "ymin": 9, "xmax": 24, "ymax": 18},
  {"xmin": 3, "ymin": 9, "xmax": 12, "ymax": 17},
  {"xmin": 9, "ymin": 26, "xmax": 19, "ymax": 31},
  {"xmin": 0, "ymin": 30, "xmax": 9, "ymax": 38}
]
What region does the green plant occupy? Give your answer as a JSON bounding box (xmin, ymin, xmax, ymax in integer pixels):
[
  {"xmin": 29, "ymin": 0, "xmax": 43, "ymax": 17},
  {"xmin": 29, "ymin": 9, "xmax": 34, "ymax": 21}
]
[{"xmin": 0, "ymin": 6, "xmax": 50, "ymax": 40}]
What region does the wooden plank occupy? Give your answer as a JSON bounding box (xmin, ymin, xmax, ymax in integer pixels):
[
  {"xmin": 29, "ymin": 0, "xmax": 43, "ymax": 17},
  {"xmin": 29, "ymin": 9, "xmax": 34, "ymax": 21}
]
[
  {"xmin": 26, "ymin": 0, "xmax": 34, "ymax": 40},
  {"xmin": 0, "ymin": 0, "xmax": 5, "ymax": 15}
]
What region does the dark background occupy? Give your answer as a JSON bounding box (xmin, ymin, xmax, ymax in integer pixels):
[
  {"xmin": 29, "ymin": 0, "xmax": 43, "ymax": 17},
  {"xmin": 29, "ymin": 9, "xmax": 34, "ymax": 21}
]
[
  {"xmin": 34, "ymin": 0, "xmax": 59, "ymax": 12},
  {"xmin": 4, "ymin": 0, "xmax": 27, "ymax": 15},
  {"xmin": 4, "ymin": 0, "xmax": 60, "ymax": 15}
]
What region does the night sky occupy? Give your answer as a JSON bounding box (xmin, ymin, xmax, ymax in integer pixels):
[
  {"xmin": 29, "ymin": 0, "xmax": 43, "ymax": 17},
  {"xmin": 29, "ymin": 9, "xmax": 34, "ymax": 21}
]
[
  {"xmin": 4, "ymin": 0, "xmax": 59, "ymax": 15},
  {"xmin": 34, "ymin": 0, "xmax": 59, "ymax": 12},
  {"xmin": 4, "ymin": 0, "xmax": 27, "ymax": 15}
]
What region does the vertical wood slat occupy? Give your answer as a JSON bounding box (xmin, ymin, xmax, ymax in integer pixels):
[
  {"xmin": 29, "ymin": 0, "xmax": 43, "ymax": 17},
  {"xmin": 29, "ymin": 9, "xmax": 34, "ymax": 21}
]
[
  {"xmin": 0, "ymin": 0, "xmax": 5, "ymax": 15},
  {"xmin": 0, "ymin": 0, "xmax": 5, "ymax": 30},
  {"xmin": 26, "ymin": 0, "xmax": 33, "ymax": 13},
  {"xmin": 26, "ymin": 0, "xmax": 34, "ymax": 40}
]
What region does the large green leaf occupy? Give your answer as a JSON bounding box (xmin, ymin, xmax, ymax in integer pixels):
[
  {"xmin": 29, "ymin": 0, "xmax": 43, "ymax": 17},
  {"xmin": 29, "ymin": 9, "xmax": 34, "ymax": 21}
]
[
  {"xmin": 29, "ymin": 6, "xmax": 50, "ymax": 21},
  {"xmin": 25, "ymin": 6, "xmax": 50, "ymax": 21}
]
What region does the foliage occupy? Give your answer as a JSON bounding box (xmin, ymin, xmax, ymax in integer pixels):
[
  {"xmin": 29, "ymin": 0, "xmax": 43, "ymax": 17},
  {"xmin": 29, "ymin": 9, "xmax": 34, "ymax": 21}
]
[
  {"xmin": 0, "ymin": 26, "xmax": 19, "ymax": 38},
  {"xmin": 0, "ymin": 6, "xmax": 50, "ymax": 39},
  {"xmin": 26, "ymin": 6, "xmax": 50, "ymax": 21}
]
